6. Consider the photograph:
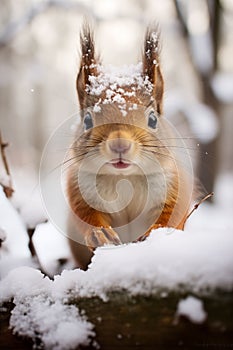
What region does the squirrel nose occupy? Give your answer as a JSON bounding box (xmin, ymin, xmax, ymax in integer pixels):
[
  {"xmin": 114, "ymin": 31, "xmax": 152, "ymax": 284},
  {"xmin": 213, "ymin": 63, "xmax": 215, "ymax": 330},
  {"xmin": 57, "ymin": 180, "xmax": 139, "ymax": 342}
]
[{"xmin": 108, "ymin": 138, "xmax": 131, "ymax": 154}]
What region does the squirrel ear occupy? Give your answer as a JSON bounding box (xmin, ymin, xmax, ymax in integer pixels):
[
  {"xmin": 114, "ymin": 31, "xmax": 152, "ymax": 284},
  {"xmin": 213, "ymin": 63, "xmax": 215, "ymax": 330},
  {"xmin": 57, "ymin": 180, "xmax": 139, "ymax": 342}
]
[
  {"xmin": 76, "ymin": 22, "xmax": 98, "ymax": 110},
  {"xmin": 143, "ymin": 26, "xmax": 164, "ymax": 115}
]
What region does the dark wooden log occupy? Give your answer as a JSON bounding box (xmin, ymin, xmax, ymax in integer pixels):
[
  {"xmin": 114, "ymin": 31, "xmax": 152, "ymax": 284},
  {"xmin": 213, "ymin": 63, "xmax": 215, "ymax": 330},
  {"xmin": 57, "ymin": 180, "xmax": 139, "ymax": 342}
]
[
  {"xmin": 0, "ymin": 302, "xmax": 33, "ymax": 350},
  {"xmin": 0, "ymin": 292, "xmax": 233, "ymax": 349}
]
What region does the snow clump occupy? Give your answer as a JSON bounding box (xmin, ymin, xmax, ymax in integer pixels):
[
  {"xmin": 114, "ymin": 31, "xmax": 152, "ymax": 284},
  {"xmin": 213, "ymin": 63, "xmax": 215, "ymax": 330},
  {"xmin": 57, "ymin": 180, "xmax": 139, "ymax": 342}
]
[
  {"xmin": 176, "ymin": 296, "xmax": 207, "ymax": 324},
  {"xmin": 86, "ymin": 63, "xmax": 153, "ymax": 116}
]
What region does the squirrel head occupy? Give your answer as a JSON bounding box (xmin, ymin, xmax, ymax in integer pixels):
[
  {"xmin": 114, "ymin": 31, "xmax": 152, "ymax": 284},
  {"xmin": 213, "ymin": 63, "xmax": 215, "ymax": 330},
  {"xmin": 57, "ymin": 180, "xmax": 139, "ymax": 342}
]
[
  {"xmin": 76, "ymin": 22, "xmax": 164, "ymax": 114},
  {"xmin": 73, "ymin": 22, "xmax": 173, "ymax": 176}
]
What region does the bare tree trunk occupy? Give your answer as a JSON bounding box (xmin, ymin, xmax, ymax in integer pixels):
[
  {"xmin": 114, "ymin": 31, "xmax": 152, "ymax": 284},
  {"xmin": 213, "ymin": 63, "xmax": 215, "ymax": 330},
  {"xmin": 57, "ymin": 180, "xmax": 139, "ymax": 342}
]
[{"xmin": 174, "ymin": 0, "xmax": 222, "ymax": 197}]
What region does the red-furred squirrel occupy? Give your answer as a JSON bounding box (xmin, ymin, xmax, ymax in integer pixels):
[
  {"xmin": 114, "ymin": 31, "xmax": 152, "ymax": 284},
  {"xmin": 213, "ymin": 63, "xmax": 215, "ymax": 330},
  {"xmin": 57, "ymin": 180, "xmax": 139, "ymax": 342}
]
[{"xmin": 66, "ymin": 23, "xmax": 193, "ymax": 269}]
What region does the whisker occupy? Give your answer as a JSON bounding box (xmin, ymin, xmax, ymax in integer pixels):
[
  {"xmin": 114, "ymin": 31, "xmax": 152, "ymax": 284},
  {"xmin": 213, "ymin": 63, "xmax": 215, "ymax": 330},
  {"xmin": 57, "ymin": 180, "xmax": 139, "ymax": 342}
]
[
  {"xmin": 61, "ymin": 160, "xmax": 80, "ymax": 174},
  {"xmin": 142, "ymin": 144, "xmax": 199, "ymax": 152},
  {"xmin": 141, "ymin": 148, "xmax": 176, "ymax": 163},
  {"xmin": 48, "ymin": 149, "xmax": 98, "ymax": 174},
  {"xmin": 140, "ymin": 148, "xmax": 191, "ymax": 169},
  {"xmin": 48, "ymin": 156, "xmax": 81, "ymax": 174},
  {"xmin": 153, "ymin": 136, "xmax": 196, "ymax": 141}
]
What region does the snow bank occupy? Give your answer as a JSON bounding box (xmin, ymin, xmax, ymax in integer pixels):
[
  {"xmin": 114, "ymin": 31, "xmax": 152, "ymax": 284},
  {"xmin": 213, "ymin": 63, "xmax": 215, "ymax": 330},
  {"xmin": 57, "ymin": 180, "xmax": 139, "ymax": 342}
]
[
  {"xmin": 0, "ymin": 268, "xmax": 94, "ymax": 350},
  {"xmin": 33, "ymin": 222, "xmax": 72, "ymax": 276},
  {"xmin": 0, "ymin": 187, "xmax": 29, "ymax": 258},
  {"xmin": 93, "ymin": 228, "xmax": 233, "ymax": 295},
  {"xmin": 0, "ymin": 186, "xmax": 34, "ymax": 279},
  {"xmin": 0, "ymin": 184, "xmax": 69, "ymax": 278},
  {"xmin": 0, "ymin": 186, "xmax": 30, "ymax": 266},
  {"xmin": 10, "ymin": 297, "xmax": 94, "ymax": 350},
  {"xmin": 1, "ymin": 226, "xmax": 233, "ymax": 348}
]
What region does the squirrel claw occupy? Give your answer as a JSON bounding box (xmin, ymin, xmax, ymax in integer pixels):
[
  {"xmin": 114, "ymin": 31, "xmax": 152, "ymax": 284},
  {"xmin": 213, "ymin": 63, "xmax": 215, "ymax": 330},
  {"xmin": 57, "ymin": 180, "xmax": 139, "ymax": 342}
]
[
  {"xmin": 137, "ymin": 224, "xmax": 163, "ymax": 242},
  {"xmin": 86, "ymin": 227, "xmax": 122, "ymax": 250},
  {"xmin": 137, "ymin": 232, "xmax": 150, "ymax": 242}
]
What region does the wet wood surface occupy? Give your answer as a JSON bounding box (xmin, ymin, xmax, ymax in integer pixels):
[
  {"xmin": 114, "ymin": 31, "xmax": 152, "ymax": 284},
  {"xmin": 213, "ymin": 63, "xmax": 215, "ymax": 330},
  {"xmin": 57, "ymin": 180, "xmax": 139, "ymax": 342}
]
[{"xmin": 1, "ymin": 292, "xmax": 233, "ymax": 349}]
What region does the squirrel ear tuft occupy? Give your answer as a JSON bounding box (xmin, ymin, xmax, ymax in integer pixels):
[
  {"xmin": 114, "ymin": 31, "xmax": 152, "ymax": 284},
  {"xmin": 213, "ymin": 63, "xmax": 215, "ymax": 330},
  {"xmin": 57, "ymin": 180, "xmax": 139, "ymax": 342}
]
[
  {"xmin": 76, "ymin": 21, "xmax": 99, "ymax": 110},
  {"xmin": 143, "ymin": 25, "xmax": 164, "ymax": 114}
]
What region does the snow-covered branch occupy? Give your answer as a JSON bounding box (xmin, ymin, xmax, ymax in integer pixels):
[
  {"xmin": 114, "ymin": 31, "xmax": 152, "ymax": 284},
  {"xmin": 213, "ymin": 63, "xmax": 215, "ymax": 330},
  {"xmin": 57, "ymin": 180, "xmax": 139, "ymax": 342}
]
[{"xmin": 0, "ymin": 131, "xmax": 14, "ymax": 198}]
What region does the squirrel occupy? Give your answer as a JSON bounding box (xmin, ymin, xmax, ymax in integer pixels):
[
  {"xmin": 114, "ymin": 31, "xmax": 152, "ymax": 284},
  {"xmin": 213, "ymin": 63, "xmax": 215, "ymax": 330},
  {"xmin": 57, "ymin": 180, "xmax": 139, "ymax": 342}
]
[{"xmin": 66, "ymin": 23, "xmax": 193, "ymax": 270}]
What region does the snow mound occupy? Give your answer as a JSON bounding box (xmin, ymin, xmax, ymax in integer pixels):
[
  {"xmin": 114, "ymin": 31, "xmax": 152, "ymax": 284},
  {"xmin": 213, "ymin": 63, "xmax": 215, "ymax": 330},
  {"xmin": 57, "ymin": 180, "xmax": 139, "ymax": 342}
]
[
  {"xmin": 11, "ymin": 297, "xmax": 94, "ymax": 350},
  {"xmin": 66, "ymin": 227, "xmax": 233, "ymax": 298},
  {"xmin": 0, "ymin": 268, "xmax": 94, "ymax": 350}
]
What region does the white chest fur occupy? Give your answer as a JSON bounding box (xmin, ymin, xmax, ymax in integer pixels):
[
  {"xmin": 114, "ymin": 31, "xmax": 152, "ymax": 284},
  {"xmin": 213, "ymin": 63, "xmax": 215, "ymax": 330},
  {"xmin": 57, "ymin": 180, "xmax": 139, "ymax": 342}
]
[{"xmin": 77, "ymin": 170, "xmax": 173, "ymax": 242}]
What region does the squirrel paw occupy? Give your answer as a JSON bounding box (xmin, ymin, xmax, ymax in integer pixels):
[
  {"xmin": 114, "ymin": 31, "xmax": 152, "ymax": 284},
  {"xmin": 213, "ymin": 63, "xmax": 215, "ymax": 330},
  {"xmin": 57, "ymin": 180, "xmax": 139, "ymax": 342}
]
[
  {"xmin": 86, "ymin": 227, "xmax": 122, "ymax": 250},
  {"xmin": 136, "ymin": 232, "xmax": 151, "ymax": 242},
  {"xmin": 137, "ymin": 224, "xmax": 162, "ymax": 242}
]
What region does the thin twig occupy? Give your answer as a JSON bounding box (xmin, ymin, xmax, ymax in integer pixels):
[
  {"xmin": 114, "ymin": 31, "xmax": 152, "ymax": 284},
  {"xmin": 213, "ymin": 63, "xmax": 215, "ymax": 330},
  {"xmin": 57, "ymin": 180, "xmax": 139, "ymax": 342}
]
[
  {"xmin": 0, "ymin": 131, "xmax": 14, "ymax": 198},
  {"xmin": 0, "ymin": 227, "xmax": 7, "ymax": 248},
  {"xmin": 27, "ymin": 225, "xmax": 52, "ymax": 278},
  {"xmin": 183, "ymin": 192, "xmax": 214, "ymax": 227},
  {"xmin": 27, "ymin": 228, "xmax": 37, "ymax": 257}
]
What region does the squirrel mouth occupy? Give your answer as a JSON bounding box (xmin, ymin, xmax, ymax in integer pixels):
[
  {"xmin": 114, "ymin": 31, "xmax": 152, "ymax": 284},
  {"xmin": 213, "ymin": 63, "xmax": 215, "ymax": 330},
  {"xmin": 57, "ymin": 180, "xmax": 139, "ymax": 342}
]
[{"xmin": 109, "ymin": 159, "xmax": 131, "ymax": 169}]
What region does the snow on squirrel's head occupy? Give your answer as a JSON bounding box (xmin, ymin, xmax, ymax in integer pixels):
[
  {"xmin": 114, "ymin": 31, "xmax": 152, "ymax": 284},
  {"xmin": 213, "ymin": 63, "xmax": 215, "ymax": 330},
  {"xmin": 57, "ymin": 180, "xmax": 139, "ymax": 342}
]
[
  {"xmin": 73, "ymin": 22, "xmax": 178, "ymax": 176},
  {"xmin": 76, "ymin": 22, "xmax": 164, "ymax": 119}
]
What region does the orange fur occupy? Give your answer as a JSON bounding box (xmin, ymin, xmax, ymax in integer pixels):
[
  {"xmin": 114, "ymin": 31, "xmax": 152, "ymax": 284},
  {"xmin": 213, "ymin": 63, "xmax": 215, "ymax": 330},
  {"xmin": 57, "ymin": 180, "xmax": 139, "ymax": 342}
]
[{"xmin": 66, "ymin": 23, "xmax": 193, "ymax": 269}]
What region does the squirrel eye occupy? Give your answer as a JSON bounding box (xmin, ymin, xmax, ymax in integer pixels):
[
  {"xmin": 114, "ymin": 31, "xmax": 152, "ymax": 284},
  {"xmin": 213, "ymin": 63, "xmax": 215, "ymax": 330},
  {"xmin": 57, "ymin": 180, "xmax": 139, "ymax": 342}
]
[
  {"xmin": 148, "ymin": 111, "xmax": 157, "ymax": 129},
  {"xmin": 83, "ymin": 112, "xmax": 93, "ymax": 130}
]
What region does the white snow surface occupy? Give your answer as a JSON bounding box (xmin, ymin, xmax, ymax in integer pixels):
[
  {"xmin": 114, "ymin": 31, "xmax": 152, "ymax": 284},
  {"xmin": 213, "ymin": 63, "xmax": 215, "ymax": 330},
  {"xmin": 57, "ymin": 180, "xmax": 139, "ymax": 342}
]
[
  {"xmin": 0, "ymin": 268, "xmax": 94, "ymax": 350},
  {"xmin": 0, "ymin": 186, "xmax": 37, "ymax": 279},
  {"xmin": 1, "ymin": 224, "xmax": 233, "ymax": 302},
  {"xmin": 0, "ymin": 187, "xmax": 30, "ymax": 258},
  {"xmin": 176, "ymin": 296, "xmax": 207, "ymax": 324},
  {"xmin": 0, "ymin": 173, "xmax": 233, "ymax": 348},
  {"xmin": 0, "ymin": 227, "xmax": 6, "ymax": 242},
  {"xmin": 12, "ymin": 179, "xmax": 47, "ymax": 229},
  {"xmin": 0, "ymin": 173, "xmax": 11, "ymax": 188},
  {"xmin": 33, "ymin": 222, "xmax": 72, "ymax": 276}
]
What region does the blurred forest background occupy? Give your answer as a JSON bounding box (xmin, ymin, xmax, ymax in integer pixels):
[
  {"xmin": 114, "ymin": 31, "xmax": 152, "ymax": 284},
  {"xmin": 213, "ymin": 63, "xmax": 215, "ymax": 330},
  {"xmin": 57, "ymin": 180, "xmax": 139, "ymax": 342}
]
[{"xmin": 0, "ymin": 0, "xmax": 233, "ymax": 201}]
